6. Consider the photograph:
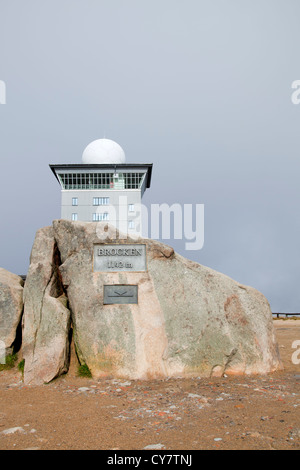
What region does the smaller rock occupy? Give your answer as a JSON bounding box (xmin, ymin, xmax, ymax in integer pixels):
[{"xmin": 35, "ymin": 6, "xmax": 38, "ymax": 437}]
[
  {"xmin": 188, "ymin": 393, "xmax": 201, "ymax": 398},
  {"xmin": 187, "ymin": 393, "xmax": 208, "ymax": 403},
  {"xmin": 288, "ymin": 428, "xmax": 300, "ymax": 439},
  {"xmin": 0, "ymin": 268, "xmax": 24, "ymax": 354},
  {"xmin": 143, "ymin": 444, "xmax": 165, "ymax": 450},
  {"xmin": 1, "ymin": 427, "xmax": 26, "ymax": 435},
  {"xmin": 78, "ymin": 387, "xmax": 90, "ymax": 392},
  {"xmin": 247, "ymin": 432, "xmax": 261, "ymax": 438}
]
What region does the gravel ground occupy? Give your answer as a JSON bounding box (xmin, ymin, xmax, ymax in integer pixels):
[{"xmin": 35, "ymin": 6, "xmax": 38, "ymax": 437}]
[{"xmin": 0, "ymin": 319, "xmax": 299, "ymax": 450}]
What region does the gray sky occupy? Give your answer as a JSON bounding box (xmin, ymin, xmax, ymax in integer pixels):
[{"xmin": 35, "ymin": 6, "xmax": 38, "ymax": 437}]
[{"xmin": 0, "ymin": 0, "xmax": 299, "ymax": 312}]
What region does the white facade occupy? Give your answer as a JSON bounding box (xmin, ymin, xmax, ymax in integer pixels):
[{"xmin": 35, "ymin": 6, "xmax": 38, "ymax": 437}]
[{"xmin": 50, "ymin": 164, "xmax": 152, "ymax": 235}]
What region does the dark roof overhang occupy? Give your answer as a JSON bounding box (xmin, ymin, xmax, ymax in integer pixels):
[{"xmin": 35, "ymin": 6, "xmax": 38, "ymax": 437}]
[{"xmin": 49, "ymin": 163, "xmax": 153, "ymax": 188}]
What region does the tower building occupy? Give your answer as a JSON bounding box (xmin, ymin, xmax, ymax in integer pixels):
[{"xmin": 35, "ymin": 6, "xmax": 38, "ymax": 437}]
[{"xmin": 50, "ymin": 139, "xmax": 152, "ymax": 235}]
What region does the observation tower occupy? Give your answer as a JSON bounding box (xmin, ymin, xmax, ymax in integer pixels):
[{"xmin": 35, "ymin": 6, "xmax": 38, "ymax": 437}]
[{"xmin": 50, "ymin": 139, "xmax": 152, "ymax": 235}]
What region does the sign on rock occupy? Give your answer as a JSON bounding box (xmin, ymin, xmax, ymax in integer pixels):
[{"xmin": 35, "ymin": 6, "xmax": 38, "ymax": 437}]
[
  {"xmin": 94, "ymin": 244, "xmax": 147, "ymax": 272},
  {"xmin": 103, "ymin": 285, "xmax": 138, "ymax": 304}
]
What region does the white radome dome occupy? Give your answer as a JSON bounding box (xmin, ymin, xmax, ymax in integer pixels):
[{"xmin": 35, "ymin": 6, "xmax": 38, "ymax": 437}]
[{"xmin": 82, "ymin": 138, "xmax": 126, "ymax": 164}]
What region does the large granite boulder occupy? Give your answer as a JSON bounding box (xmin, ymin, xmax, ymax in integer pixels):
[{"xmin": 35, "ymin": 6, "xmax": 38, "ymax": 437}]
[
  {"xmin": 22, "ymin": 227, "xmax": 71, "ymax": 385},
  {"xmin": 22, "ymin": 220, "xmax": 282, "ymax": 382},
  {"xmin": 0, "ymin": 268, "xmax": 24, "ymax": 357}
]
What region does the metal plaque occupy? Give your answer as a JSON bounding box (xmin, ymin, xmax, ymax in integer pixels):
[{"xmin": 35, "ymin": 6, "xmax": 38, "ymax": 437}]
[
  {"xmin": 103, "ymin": 285, "xmax": 138, "ymax": 304},
  {"xmin": 94, "ymin": 244, "xmax": 147, "ymax": 272}
]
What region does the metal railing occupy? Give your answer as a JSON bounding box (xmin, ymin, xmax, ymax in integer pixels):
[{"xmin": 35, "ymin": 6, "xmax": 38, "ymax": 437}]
[{"xmin": 272, "ymin": 312, "xmax": 300, "ymax": 318}]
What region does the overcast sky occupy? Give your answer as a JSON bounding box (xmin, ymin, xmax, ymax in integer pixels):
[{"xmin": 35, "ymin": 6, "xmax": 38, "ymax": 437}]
[{"xmin": 0, "ymin": 1, "xmax": 299, "ymax": 312}]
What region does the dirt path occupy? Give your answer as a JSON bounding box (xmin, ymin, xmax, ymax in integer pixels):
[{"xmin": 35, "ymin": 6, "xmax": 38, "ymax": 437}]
[{"xmin": 0, "ymin": 320, "xmax": 299, "ymax": 450}]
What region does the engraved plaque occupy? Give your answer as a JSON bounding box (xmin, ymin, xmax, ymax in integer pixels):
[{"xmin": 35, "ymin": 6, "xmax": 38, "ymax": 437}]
[
  {"xmin": 94, "ymin": 244, "xmax": 147, "ymax": 272},
  {"xmin": 103, "ymin": 285, "xmax": 138, "ymax": 304}
]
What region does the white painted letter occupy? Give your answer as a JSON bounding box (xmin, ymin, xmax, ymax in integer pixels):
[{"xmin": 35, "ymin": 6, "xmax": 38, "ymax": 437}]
[
  {"xmin": 151, "ymin": 203, "xmax": 183, "ymax": 240},
  {"xmin": 0, "ymin": 80, "xmax": 6, "ymax": 104},
  {"xmin": 292, "ymin": 340, "xmax": 300, "ymax": 365},
  {"xmin": 291, "ymin": 80, "xmax": 300, "ymax": 105},
  {"xmin": 0, "ymin": 340, "xmax": 5, "ymax": 364},
  {"xmin": 184, "ymin": 204, "xmax": 204, "ymax": 251}
]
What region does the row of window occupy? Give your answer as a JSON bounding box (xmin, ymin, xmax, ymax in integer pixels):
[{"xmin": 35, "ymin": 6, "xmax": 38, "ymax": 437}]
[
  {"xmin": 71, "ymin": 213, "xmax": 135, "ymax": 228},
  {"xmin": 59, "ymin": 172, "xmax": 145, "ymax": 190},
  {"xmin": 72, "ymin": 197, "xmax": 135, "ymax": 212},
  {"xmin": 73, "ymin": 197, "xmax": 109, "ymax": 206},
  {"xmin": 92, "ymin": 213, "xmax": 109, "ymax": 222},
  {"xmin": 72, "ymin": 197, "xmax": 110, "ymax": 206},
  {"xmin": 71, "ymin": 213, "xmax": 109, "ymax": 221},
  {"xmin": 93, "ymin": 197, "xmax": 109, "ymax": 206}
]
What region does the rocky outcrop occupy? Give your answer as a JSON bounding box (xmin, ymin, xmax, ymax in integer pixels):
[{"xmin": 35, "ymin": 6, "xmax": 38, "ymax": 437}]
[
  {"xmin": 0, "ymin": 268, "xmax": 24, "ymax": 356},
  {"xmin": 22, "ymin": 227, "xmax": 71, "ymax": 385},
  {"xmin": 22, "ymin": 220, "xmax": 282, "ymax": 383},
  {"xmin": 56, "ymin": 221, "xmax": 282, "ymax": 378}
]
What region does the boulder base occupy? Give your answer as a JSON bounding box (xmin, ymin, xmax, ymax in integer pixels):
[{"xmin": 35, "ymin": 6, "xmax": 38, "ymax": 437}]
[
  {"xmin": 22, "ymin": 220, "xmax": 282, "ymax": 382},
  {"xmin": 0, "ymin": 268, "xmax": 24, "ymax": 356},
  {"xmin": 22, "ymin": 227, "xmax": 71, "ymax": 385}
]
